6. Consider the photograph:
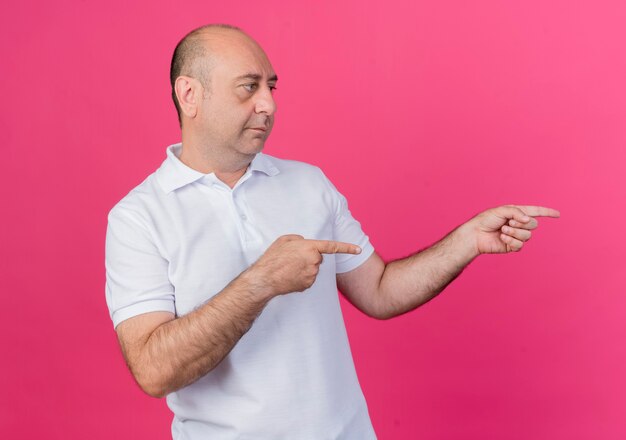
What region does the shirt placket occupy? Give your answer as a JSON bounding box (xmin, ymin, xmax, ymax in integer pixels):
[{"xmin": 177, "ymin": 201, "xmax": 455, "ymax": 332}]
[{"xmin": 211, "ymin": 173, "xmax": 263, "ymax": 259}]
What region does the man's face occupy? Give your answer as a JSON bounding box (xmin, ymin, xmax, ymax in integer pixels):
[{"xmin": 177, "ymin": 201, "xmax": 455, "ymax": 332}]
[{"xmin": 194, "ymin": 32, "xmax": 278, "ymax": 158}]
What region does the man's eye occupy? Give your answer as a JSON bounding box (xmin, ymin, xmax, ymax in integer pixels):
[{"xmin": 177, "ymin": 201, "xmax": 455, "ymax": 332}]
[{"xmin": 243, "ymin": 83, "xmax": 277, "ymax": 93}]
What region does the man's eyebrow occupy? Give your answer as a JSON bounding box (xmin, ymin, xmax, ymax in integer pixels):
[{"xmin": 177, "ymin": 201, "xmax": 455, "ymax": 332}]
[{"xmin": 235, "ymin": 73, "xmax": 278, "ymax": 82}]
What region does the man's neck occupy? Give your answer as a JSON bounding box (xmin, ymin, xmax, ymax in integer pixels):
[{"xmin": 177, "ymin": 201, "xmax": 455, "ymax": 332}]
[{"xmin": 179, "ymin": 140, "xmax": 253, "ymax": 189}]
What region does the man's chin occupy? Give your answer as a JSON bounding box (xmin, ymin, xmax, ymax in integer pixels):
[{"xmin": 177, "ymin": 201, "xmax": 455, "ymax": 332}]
[{"xmin": 238, "ymin": 141, "xmax": 265, "ymax": 156}]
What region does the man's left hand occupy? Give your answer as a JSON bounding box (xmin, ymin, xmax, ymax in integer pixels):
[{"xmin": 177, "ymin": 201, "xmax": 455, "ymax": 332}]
[{"xmin": 469, "ymin": 205, "xmax": 561, "ymax": 254}]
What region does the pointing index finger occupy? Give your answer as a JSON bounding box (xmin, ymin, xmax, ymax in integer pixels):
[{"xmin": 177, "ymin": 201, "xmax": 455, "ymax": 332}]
[
  {"xmin": 514, "ymin": 205, "xmax": 561, "ymax": 218},
  {"xmin": 308, "ymin": 239, "xmax": 362, "ymax": 255}
]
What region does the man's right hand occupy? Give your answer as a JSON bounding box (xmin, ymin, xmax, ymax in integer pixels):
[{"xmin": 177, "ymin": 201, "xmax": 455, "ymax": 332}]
[{"xmin": 244, "ymin": 234, "xmax": 362, "ymax": 298}]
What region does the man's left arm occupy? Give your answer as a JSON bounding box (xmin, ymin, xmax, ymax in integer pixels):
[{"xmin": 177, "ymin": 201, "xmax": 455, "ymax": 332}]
[{"xmin": 336, "ymin": 205, "xmax": 560, "ymax": 320}]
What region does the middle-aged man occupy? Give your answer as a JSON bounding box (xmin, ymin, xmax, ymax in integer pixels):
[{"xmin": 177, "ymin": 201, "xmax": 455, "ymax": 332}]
[{"xmin": 105, "ymin": 23, "xmax": 560, "ymax": 439}]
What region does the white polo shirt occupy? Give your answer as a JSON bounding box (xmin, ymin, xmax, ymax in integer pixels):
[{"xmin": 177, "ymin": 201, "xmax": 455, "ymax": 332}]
[{"xmin": 105, "ymin": 143, "xmax": 377, "ymax": 439}]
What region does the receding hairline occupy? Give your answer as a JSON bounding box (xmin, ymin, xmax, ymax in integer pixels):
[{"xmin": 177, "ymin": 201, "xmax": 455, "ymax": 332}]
[
  {"xmin": 170, "ymin": 24, "xmax": 271, "ymax": 126},
  {"xmin": 171, "ymin": 25, "xmax": 248, "ymax": 127},
  {"xmin": 184, "ymin": 24, "xmax": 259, "ymax": 58},
  {"xmin": 180, "ymin": 26, "xmax": 245, "ymax": 70},
  {"xmin": 194, "ymin": 28, "xmax": 269, "ymax": 79},
  {"xmin": 191, "ymin": 24, "xmax": 250, "ymax": 41}
]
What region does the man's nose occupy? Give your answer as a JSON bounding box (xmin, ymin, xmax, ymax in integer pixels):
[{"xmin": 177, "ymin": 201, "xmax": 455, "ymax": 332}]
[{"xmin": 254, "ymin": 86, "xmax": 277, "ymax": 115}]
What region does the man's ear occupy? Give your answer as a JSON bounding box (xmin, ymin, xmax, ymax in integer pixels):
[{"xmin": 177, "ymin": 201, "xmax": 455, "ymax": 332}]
[{"xmin": 175, "ymin": 76, "xmax": 201, "ymax": 120}]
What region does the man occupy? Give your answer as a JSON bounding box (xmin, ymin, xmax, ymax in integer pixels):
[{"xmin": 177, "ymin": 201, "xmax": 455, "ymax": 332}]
[{"xmin": 105, "ymin": 23, "xmax": 560, "ymax": 439}]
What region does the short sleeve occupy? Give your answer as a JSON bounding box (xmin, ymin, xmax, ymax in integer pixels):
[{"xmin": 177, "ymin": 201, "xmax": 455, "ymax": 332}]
[
  {"xmin": 105, "ymin": 205, "xmax": 175, "ymax": 329},
  {"xmin": 319, "ymin": 170, "xmax": 375, "ymax": 273}
]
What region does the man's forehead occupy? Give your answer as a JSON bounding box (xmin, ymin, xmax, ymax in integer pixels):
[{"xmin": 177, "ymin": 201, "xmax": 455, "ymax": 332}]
[{"xmin": 196, "ymin": 30, "xmax": 276, "ymax": 80}]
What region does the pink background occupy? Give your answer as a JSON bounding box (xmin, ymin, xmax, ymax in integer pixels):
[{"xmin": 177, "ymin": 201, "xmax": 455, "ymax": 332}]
[{"xmin": 2, "ymin": 0, "xmax": 625, "ymax": 438}]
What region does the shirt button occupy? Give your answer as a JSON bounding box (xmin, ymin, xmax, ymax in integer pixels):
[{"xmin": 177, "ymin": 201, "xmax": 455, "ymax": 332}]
[{"xmin": 240, "ymin": 214, "xmax": 247, "ymax": 220}]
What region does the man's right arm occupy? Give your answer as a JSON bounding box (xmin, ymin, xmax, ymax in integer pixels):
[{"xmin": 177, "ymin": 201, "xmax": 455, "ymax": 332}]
[
  {"xmin": 114, "ymin": 235, "xmax": 361, "ymax": 398},
  {"xmin": 116, "ymin": 269, "xmax": 273, "ymax": 398}
]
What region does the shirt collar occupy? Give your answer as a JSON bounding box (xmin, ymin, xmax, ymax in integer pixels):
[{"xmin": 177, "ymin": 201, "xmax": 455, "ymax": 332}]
[{"xmin": 156, "ymin": 143, "xmax": 280, "ymax": 194}]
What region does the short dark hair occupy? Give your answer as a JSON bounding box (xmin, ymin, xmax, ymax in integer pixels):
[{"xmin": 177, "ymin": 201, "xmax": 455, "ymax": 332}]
[{"xmin": 170, "ymin": 23, "xmax": 243, "ymax": 128}]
